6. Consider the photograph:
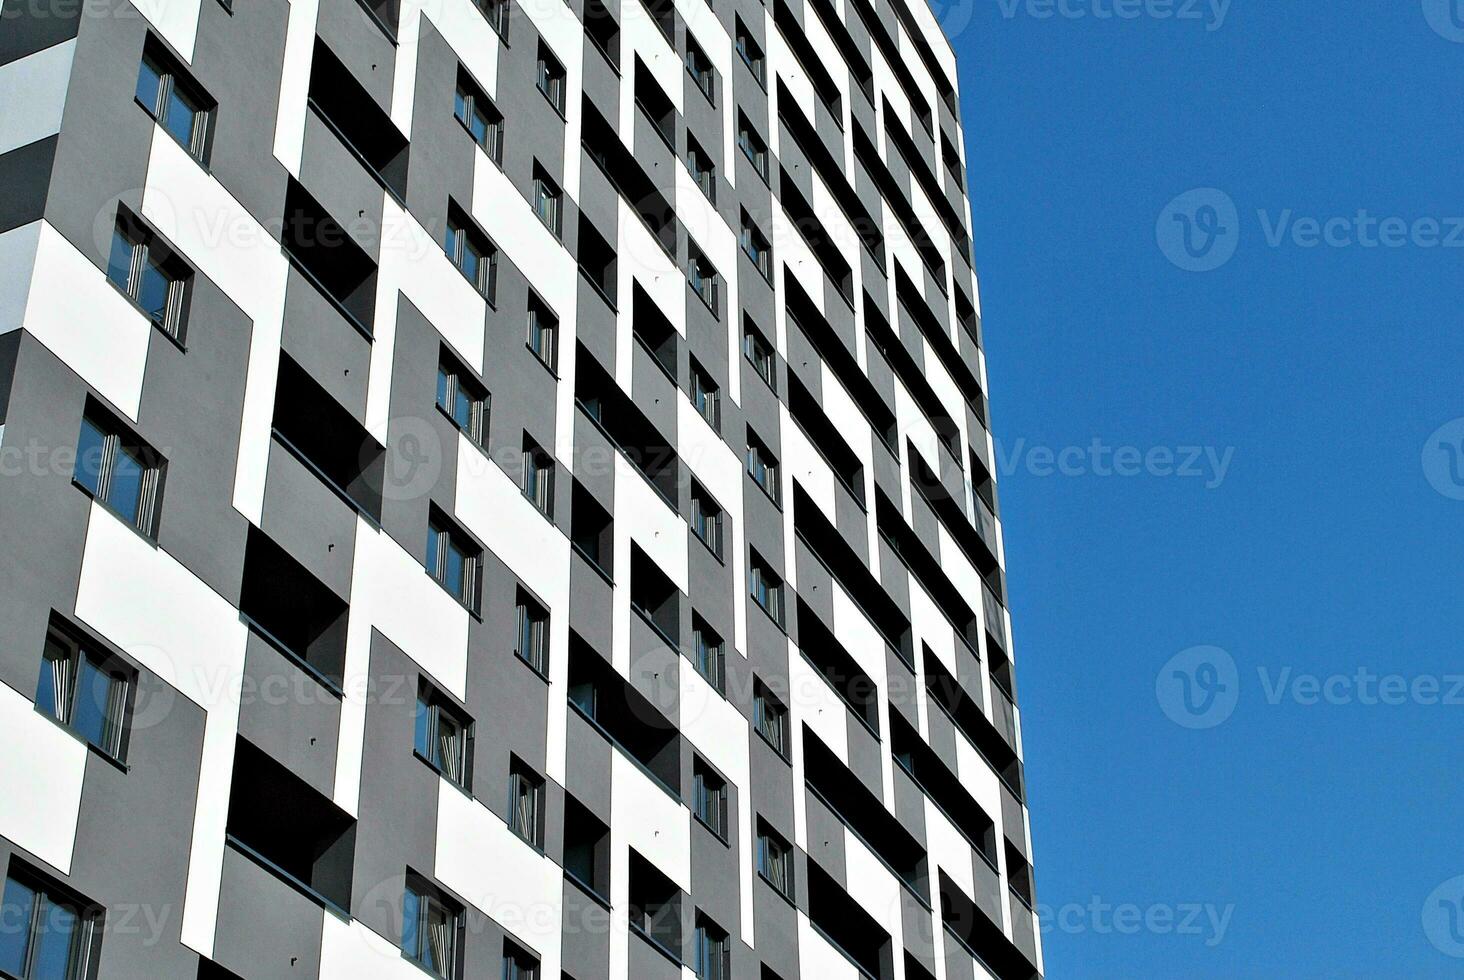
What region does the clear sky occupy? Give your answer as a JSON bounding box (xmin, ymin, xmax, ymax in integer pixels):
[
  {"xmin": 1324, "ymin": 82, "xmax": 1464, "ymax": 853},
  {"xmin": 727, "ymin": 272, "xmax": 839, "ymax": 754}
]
[{"xmin": 952, "ymin": 2, "xmax": 1464, "ymax": 976}]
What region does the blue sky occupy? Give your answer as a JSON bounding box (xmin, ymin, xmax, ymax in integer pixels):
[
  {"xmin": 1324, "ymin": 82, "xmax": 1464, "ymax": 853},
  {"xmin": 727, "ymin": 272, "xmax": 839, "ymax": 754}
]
[{"xmin": 954, "ymin": 2, "xmax": 1464, "ymax": 976}]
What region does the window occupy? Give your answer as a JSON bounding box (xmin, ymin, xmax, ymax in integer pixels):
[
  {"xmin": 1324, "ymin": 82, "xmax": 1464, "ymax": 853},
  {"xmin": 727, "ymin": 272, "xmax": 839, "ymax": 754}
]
[
  {"xmin": 735, "ymin": 19, "xmax": 765, "ymax": 86},
  {"xmin": 427, "ymin": 514, "xmax": 481, "ymax": 613},
  {"xmin": 749, "ymin": 557, "xmax": 784, "ymax": 625},
  {"xmin": 687, "ymin": 243, "xmax": 719, "ymax": 312},
  {"xmin": 436, "ymin": 356, "xmax": 489, "ymax": 446},
  {"xmin": 106, "ymin": 212, "xmax": 191, "ymax": 340},
  {"xmin": 74, "ymin": 406, "xmax": 164, "ymax": 536},
  {"xmin": 644, "ymin": 0, "xmax": 675, "ymax": 39},
  {"xmin": 941, "ymin": 131, "xmax": 964, "ymax": 190},
  {"xmin": 522, "ymin": 438, "xmax": 555, "ymax": 517},
  {"xmin": 757, "ymin": 821, "xmax": 793, "ymax": 897},
  {"xmin": 228, "ymin": 737, "xmax": 359, "ymax": 912},
  {"xmin": 635, "ymin": 59, "xmax": 675, "ymax": 146},
  {"xmin": 0, "ymin": 870, "xmax": 102, "ymax": 980},
  {"xmin": 477, "ymin": 0, "xmax": 509, "ymax": 36},
  {"xmin": 685, "ymin": 38, "xmax": 715, "ymax": 102},
  {"xmin": 35, "ymin": 625, "xmax": 130, "ymax": 760},
  {"xmin": 628, "ymin": 852, "xmax": 681, "ymax": 954},
  {"xmin": 693, "ymin": 914, "xmax": 730, "ymax": 980},
  {"xmin": 239, "ymin": 527, "xmax": 349, "ymax": 687},
  {"xmin": 564, "ymin": 794, "xmax": 610, "ymax": 898},
  {"xmin": 443, "ymin": 210, "xmax": 498, "ymax": 303},
  {"xmin": 415, "ymin": 682, "xmax": 472, "ymax": 789},
  {"xmin": 1006, "ymin": 841, "xmax": 1034, "ymax": 909},
  {"xmin": 690, "ymin": 361, "xmax": 720, "ymax": 431},
  {"xmin": 745, "ymin": 430, "xmax": 779, "ymax": 504},
  {"xmin": 515, "ymin": 590, "xmax": 550, "ymax": 676},
  {"xmin": 686, "ymin": 137, "xmax": 716, "ymax": 203},
  {"xmin": 578, "ymin": 214, "xmax": 618, "ymax": 304},
  {"xmin": 135, "ymin": 41, "xmax": 213, "ymax": 162},
  {"xmin": 502, "ymin": 941, "xmax": 539, "ymax": 980},
  {"xmin": 632, "ymin": 282, "xmax": 678, "ymax": 375},
  {"xmin": 571, "ymin": 481, "xmax": 613, "ymax": 572},
  {"xmin": 508, "ymin": 759, "xmax": 546, "ymax": 848},
  {"xmin": 532, "ymin": 166, "xmax": 563, "ymax": 238},
  {"xmin": 753, "ymin": 679, "xmax": 788, "ymax": 756},
  {"xmin": 692, "ymin": 757, "xmax": 727, "ymax": 838},
  {"xmin": 585, "ymin": 0, "xmax": 620, "ymax": 60},
  {"xmin": 737, "ymin": 113, "xmax": 769, "ymax": 181},
  {"xmin": 630, "ymin": 545, "xmax": 680, "ymax": 644},
  {"xmin": 282, "ymin": 178, "xmax": 379, "ymax": 333},
  {"xmin": 402, "ymin": 877, "xmax": 460, "ymax": 979},
  {"xmin": 690, "ymin": 484, "xmax": 723, "ymax": 558},
  {"xmin": 454, "ymin": 72, "xmax": 503, "ymax": 163},
  {"xmin": 740, "ymin": 211, "xmax": 772, "ymax": 281},
  {"xmin": 692, "ymin": 619, "xmax": 725, "ymax": 693},
  {"xmin": 537, "ymin": 42, "xmax": 565, "ymax": 113},
  {"xmin": 527, "ymin": 294, "xmax": 559, "ymax": 369}
]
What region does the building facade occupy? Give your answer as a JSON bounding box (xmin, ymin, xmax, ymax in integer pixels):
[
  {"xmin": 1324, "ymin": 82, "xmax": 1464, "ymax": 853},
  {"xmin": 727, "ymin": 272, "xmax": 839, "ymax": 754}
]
[{"xmin": 0, "ymin": 0, "xmax": 1040, "ymax": 977}]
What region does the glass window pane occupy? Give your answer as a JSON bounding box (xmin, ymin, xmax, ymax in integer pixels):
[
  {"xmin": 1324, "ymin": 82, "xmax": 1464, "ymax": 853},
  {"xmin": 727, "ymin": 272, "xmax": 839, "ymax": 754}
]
[
  {"xmin": 135, "ymin": 59, "xmax": 163, "ymax": 116},
  {"xmin": 30, "ymin": 895, "xmax": 78, "ymax": 980},
  {"xmin": 424, "ymin": 900, "xmax": 452, "ymax": 974},
  {"xmin": 106, "ymin": 228, "xmax": 134, "ymax": 293},
  {"xmin": 107, "ymin": 444, "xmax": 146, "ymax": 526},
  {"xmin": 0, "ymin": 876, "xmax": 35, "ymax": 976},
  {"xmin": 137, "ymin": 254, "xmax": 172, "ymax": 325},
  {"xmin": 74, "ymin": 419, "xmax": 107, "ymax": 497},
  {"xmin": 454, "ymin": 89, "xmax": 469, "ymax": 125},
  {"xmin": 414, "ymin": 697, "xmax": 433, "ymax": 762},
  {"xmin": 470, "ymin": 111, "xmax": 489, "ymax": 146},
  {"xmin": 72, "ymin": 656, "xmax": 116, "ymax": 751},
  {"xmin": 165, "ymin": 85, "xmax": 201, "ymax": 149},
  {"xmin": 453, "ymin": 386, "xmax": 473, "ymax": 430},
  {"xmin": 443, "ymin": 541, "xmax": 465, "ymax": 599},
  {"xmin": 401, "ymin": 887, "xmax": 421, "ymax": 958},
  {"xmin": 460, "ymin": 244, "xmax": 480, "ymax": 287},
  {"xmin": 36, "ymin": 638, "xmax": 73, "ymax": 724},
  {"xmin": 426, "ymin": 528, "xmax": 441, "ymax": 579},
  {"xmin": 436, "ymin": 367, "xmax": 452, "ymax": 415}
]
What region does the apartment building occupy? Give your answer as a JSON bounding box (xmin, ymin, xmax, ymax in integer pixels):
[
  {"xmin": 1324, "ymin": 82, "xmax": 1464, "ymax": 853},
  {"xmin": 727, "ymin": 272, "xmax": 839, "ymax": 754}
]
[{"xmin": 0, "ymin": 0, "xmax": 1039, "ymax": 977}]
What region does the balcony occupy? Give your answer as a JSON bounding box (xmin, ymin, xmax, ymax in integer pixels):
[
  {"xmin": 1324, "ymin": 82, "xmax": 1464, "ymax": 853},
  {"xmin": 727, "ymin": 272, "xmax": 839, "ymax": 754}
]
[
  {"xmin": 983, "ymin": 583, "xmax": 1007, "ymax": 653},
  {"xmin": 281, "ymin": 178, "xmax": 378, "ymax": 340},
  {"xmin": 803, "ymin": 731, "xmax": 929, "ymax": 904},
  {"xmin": 567, "ymin": 635, "xmax": 681, "ymax": 798},
  {"xmin": 940, "ymin": 871, "xmax": 1040, "ymax": 980},
  {"xmin": 1007, "ymin": 887, "xmax": 1038, "ymax": 967},
  {"xmin": 211, "ymin": 839, "xmax": 326, "ymax": 978},
  {"xmin": 235, "ymin": 629, "xmax": 341, "ymax": 799},
  {"xmin": 260, "ymin": 427, "xmax": 358, "ymax": 598},
  {"xmin": 223, "ymin": 738, "xmax": 356, "ymax": 917},
  {"xmin": 239, "ymin": 528, "xmax": 349, "ymax": 693},
  {"xmin": 576, "ymin": 346, "xmax": 681, "ymax": 511}
]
